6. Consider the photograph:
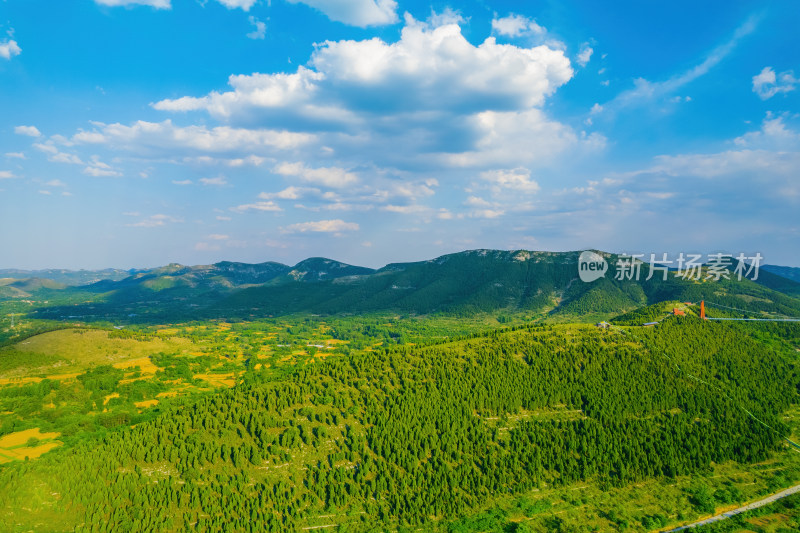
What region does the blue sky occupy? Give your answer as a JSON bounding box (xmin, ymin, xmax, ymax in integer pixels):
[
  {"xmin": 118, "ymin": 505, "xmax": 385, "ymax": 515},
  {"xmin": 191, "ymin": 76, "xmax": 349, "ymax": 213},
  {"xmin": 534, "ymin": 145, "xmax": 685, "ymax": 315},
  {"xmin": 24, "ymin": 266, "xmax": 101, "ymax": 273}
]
[{"xmin": 1, "ymin": 0, "xmax": 798, "ymax": 269}]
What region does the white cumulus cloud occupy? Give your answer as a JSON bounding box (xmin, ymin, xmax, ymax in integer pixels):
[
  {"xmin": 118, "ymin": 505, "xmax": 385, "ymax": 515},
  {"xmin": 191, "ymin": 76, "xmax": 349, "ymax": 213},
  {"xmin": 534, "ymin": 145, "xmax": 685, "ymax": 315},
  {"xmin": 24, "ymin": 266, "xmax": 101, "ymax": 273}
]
[
  {"xmin": 154, "ymin": 17, "xmax": 572, "ymax": 123},
  {"xmin": 56, "ymin": 16, "xmax": 590, "ymax": 192},
  {"xmin": 15, "ymin": 125, "xmax": 41, "ymax": 137},
  {"xmin": 752, "ymin": 67, "xmax": 798, "ymax": 100},
  {"xmin": 0, "ymin": 39, "xmax": 21, "ymax": 60},
  {"xmin": 734, "ymin": 114, "xmax": 800, "ymax": 150},
  {"xmin": 480, "ymin": 167, "xmax": 540, "ymax": 193},
  {"xmin": 491, "ymin": 14, "xmax": 546, "ymax": 38},
  {"xmin": 146, "ymin": 16, "xmax": 582, "ymax": 171},
  {"xmin": 310, "ymin": 17, "xmax": 571, "ymax": 111}
]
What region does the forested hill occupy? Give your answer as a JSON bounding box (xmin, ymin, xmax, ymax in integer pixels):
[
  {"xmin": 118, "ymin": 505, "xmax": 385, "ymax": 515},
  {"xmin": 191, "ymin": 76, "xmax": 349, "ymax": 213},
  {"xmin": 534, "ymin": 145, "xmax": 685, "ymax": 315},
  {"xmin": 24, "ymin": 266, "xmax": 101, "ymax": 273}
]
[
  {"xmin": 1, "ymin": 319, "xmax": 796, "ymax": 531},
  {"xmin": 764, "ymin": 264, "xmax": 800, "ymax": 283},
  {"xmin": 80, "ymin": 257, "xmax": 373, "ymax": 293},
  {"xmin": 23, "ymin": 249, "xmax": 800, "ymax": 323}
]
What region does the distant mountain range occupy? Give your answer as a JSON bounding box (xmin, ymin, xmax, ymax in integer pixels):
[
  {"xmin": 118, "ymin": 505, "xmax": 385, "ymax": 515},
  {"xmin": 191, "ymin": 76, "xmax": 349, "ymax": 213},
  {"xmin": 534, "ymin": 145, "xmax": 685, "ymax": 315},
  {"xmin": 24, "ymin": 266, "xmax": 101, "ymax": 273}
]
[
  {"xmin": 0, "ymin": 268, "xmax": 141, "ymax": 286},
  {"xmin": 10, "ymin": 250, "xmax": 798, "ymax": 324}
]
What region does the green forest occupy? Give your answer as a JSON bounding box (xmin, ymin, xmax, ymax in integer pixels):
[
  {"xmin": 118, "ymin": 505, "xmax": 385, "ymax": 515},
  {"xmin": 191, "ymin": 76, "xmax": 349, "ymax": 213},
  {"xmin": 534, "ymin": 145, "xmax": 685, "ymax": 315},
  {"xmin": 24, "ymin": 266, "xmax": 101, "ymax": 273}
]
[
  {"xmin": 1, "ymin": 253, "xmax": 800, "ymax": 531},
  {"xmin": 1, "ymin": 315, "xmax": 798, "ymax": 532}
]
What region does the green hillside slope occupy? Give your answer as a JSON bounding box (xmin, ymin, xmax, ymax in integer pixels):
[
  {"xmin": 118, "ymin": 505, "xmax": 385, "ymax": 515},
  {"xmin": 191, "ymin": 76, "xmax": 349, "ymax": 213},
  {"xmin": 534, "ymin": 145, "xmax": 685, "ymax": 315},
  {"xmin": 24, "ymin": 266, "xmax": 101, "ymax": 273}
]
[{"xmin": 1, "ymin": 319, "xmax": 796, "ymax": 532}]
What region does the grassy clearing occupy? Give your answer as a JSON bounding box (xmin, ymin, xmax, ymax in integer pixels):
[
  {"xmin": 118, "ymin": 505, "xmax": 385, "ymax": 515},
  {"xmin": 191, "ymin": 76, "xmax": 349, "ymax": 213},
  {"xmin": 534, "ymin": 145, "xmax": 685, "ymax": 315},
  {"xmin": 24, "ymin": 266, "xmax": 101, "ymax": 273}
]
[{"xmin": 0, "ymin": 328, "xmax": 192, "ymax": 380}]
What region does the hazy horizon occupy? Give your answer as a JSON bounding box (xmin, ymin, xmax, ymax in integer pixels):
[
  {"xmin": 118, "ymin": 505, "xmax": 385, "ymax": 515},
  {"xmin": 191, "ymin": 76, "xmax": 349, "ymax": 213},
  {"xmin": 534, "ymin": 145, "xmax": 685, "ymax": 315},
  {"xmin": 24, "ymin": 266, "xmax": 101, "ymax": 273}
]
[{"xmin": 1, "ymin": 246, "xmax": 797, "ymax": 273}]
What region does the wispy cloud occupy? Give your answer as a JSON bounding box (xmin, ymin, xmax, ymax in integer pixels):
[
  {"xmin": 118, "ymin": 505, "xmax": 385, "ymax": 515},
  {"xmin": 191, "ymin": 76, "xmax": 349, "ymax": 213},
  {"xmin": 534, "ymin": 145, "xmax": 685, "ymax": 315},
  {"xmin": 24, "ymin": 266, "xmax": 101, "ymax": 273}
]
[
  {"xmin": 259, "ymin": 186, "xmax": 320, "ymax": 200},
  {"xmin": 281, "ymin": 219, "xmax": 359, "ymax": 233},
  {"xmin": 273, "ymin": 162, "xmax": 357, "ymax": 188},
  {"xmin": 286, "ymin": 0, "xmax": 398, "ymax": 27},
  {"xmin": 246, "ymin": 16, "xmax": 266, "ymax": 40},
  {"xmin": 216, "ymin": 0, "xmax": 258, "ymax": 11},
  {"xmin": 127, "ymin": 214, "xmax": 182, "ymax": 227},
  {"xmin": 600, "ymin": 14, "xmax": 760, "ymax": 114},
  {"xmin": 83, "ymin": 156, "xmax": 121, "ymax": 177},
  {"xmin": 34, "ymin": 143, "xmax": 83, "ymax": 165},
  {"xmin": 194, "ymin": 241, "xmax": 220, "ymax": 252},
  {"xmin": 94, "ymin": 0, "xmax": 171, "ymax": 8},
  {"xmin": 200, "ymin": 176, "xmax": 228, "ymax": 186},
  {"xmin": 231, "ymin": 200, "xmax": 282, "ymax": 212},
  {"xmin": 576, "ymin": 43, "xmax": 593, "ymax": 67}
]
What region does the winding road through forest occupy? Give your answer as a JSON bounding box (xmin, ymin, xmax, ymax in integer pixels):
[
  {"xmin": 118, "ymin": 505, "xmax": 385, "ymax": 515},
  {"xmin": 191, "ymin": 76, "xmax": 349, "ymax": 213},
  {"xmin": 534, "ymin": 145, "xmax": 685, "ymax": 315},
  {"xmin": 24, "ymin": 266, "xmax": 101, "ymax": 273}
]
[{"xmin": 665, "ymin": 483, "xmax": 800, "ymax": 531}]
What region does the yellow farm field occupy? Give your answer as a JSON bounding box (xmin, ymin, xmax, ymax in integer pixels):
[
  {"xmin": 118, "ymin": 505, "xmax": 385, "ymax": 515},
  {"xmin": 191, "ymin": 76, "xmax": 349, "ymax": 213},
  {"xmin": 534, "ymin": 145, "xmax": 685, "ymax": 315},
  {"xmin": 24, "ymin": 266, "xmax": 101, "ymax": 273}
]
[
  {"xmin": 113, "ymin": 356, "xmax": 159, "ymax": 374},
  {"xmin": 193, "ymin": 372, "xmax": 236, "ymax": 387},
  {"xmin": 0, "ymin": 428, "xmax": 62, "ymax": 464},
  {"xmin": 0, "ymin": 371, "xmax": 82, "ymax": 386}
]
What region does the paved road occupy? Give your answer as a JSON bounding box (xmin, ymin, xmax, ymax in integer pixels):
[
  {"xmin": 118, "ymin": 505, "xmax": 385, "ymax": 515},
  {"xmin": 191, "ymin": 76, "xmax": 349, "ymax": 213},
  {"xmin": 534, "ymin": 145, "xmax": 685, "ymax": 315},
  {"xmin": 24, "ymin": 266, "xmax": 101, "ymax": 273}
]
[{"xmin": 665, "ymin": 483, "xmax": 800, "ymax": 531}]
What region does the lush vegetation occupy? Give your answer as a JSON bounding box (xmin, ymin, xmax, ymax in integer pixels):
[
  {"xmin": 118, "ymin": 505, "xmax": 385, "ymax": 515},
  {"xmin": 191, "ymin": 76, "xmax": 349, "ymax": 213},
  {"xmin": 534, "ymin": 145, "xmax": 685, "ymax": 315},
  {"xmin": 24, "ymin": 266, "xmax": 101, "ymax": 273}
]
[
  {"xmin": 0, "ymin": 317, "xmax": 797, "ymax": 531},
  {"xmin": 1, "ymin": 251, "xmax": 800, "ymax": 531}
]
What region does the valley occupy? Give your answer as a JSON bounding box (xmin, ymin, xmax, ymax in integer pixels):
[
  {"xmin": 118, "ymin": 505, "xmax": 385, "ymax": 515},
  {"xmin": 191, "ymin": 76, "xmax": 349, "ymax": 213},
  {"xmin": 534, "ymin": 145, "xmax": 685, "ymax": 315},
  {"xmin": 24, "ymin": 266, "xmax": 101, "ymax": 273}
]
[{"xmin": 0, "ymin": 250, "xmax": 798, "ymax": 532}]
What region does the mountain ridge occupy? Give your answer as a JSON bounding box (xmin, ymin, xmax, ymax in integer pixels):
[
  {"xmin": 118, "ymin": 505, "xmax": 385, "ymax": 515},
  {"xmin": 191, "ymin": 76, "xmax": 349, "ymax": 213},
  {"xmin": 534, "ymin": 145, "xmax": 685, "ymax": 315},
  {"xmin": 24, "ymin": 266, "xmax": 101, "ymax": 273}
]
[{"xmin": 20, "ymin": 249, "xmax": 800, "ymax": 323}]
